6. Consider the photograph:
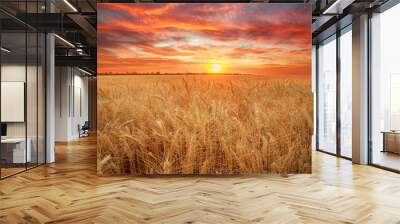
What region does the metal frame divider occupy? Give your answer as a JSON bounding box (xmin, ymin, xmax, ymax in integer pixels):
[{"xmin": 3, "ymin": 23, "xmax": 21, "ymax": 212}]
[
  {"xmin": 0, "ymin": 21, "xmax": 2, "ymax": 179},
  {"xmin": 36, "ymin": 0, "xmax": 39, "ymax": 168},
  {"xmin": 367, "ymin": 10, "xmax": 373, "ymax": 166},
  {"xmin": 44, "ymin": 0, "xmax": 48, "ymax": 164},
  {"xmin": 336, "ymin": 25, "xmax": 341, "ymax": 158},
  {"xmin": 315, "ymin": 23, "xmax": 353, "ymax": 161},
  {"xmin": 25, "ymin": 1, "xmax": 28, "ymax": 171},
  {"xmin": 315, "ymin": 44, "xmax": 320, "ymax": 152}
]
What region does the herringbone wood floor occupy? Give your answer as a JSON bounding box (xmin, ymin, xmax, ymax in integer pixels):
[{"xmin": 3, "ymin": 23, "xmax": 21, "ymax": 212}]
[{"xmin": 1, "ymin": 136, "xmax": 400, "ymax": 224}]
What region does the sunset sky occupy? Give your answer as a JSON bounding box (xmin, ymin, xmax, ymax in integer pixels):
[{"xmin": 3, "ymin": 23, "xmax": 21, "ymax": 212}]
[{"xmin": 98, "ymin": 3, "xmax": 311, "ymax": 76}]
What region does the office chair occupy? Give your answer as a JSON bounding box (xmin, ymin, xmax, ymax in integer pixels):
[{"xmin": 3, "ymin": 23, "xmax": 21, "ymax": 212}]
[{"xmin": 79, "ymin": 121, "xmax": 90, "ymax": 138}]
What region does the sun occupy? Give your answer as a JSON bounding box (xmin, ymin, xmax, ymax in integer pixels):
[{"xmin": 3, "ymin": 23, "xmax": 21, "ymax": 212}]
[{"xmin": 211, "ymin": 64, "xmax": 222, "ymax": 73}]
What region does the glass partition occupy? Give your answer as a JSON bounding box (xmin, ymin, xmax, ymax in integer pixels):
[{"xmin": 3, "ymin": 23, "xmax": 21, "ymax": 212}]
[
  {"xmin": 317, "ymin": 35, "xmax": 337, "ymax": 154},
  {"xmin": 0, "ymin": 31, "xmax": 28, "ymax": 177},
  {"xmin": 0, "ymin": 1, "xmax": 46, "ymax": 179},
  {"xmin": 371, "ymin": 3, "xmax": 400, "ymax": 171},
  {"xmin": 339, "ymin": 26, "xmax": 352, "ymax": 158}
]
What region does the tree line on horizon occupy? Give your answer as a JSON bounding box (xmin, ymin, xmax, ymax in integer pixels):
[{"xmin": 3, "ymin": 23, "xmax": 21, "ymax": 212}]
[{"xmin": 99, "ymin": 72, "xmax": 254, "ymax": 76}]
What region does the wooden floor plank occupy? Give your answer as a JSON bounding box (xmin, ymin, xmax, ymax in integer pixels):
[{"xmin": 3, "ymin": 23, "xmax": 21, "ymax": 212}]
[{"xmin": 0, "ymin": 136, "xmax": 399, "ymax": 223}]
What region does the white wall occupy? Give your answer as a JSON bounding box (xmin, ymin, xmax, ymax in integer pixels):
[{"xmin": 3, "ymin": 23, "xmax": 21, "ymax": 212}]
[
  {"xmin": 55, "ymin": 67, "xmax": 71, "ymax": 141},
  {"xmin": 55, "ymin": 67, "xmax": 89, "ymax": 141},
  {"xmin": 1, "ymin": 63, "xmax": 46, "ymax": 164},
  {"xmin": 1, "ymin": 65, "xmax": 25, "ymax": 81},
  {"xmin": 72, "ymin": 73, "xmax": 89, "ymax": 138},
  {"xmin": 1, "ymin": 65, "xmax": 42, "ymax": 137},
  {"xmin": 1, "ymin": 65, "xmax": 26, "ymax": 138}
]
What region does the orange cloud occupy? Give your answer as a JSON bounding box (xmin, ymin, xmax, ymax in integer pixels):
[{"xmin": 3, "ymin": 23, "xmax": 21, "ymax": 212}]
[{"xmin": 98, "ymin": 3, "xmax": 311, "ymax": 76}]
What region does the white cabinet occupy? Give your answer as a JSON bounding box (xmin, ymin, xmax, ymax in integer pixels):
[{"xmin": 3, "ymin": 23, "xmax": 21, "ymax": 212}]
[{"xmin": 1, "ymin": 138, "xmax": 32, "ymax": 163}]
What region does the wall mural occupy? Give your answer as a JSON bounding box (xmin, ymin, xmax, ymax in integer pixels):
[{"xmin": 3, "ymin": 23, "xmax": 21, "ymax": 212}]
[{"xmin": 97, "ymin": 3, "xmax": 312, "ymax": 175}]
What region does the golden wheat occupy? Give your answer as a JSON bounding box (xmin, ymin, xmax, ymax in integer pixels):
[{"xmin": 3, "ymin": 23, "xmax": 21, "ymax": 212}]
[{"xmin": 97, "ymin": 75, "xmax": 313, "ymax": 175}]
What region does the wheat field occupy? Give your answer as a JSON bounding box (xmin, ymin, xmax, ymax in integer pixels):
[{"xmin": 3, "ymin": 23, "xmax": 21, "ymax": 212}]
[{"xmin": 97, "ymin": 75, "xmax": 313, "ymax": 175}]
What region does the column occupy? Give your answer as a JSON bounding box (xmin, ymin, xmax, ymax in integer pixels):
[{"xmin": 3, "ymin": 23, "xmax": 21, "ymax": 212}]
[{"xmin": 352, "ymin": 14, "xmax": 369, "ymax": 164}]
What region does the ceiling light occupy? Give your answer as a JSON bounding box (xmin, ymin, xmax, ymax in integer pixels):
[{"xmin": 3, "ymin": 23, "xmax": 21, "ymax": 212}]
[
  {"xmin": 323, "ymin": 0, "xmax": 355, "ymax": 15},
  {"xmin": 63, "ymin": 0, "xmax": 78, "ymax": 12},
  {"xmin": 54, "ymin": 34, "xmax": 75, "ymax": 48},
  {"xmin": 76, "ymin": 48, "xmax": 84, "ymax": 55},
  {"xmin": 323, "ymin": 1, "xmax": 341, "ymax": 14},
  {"xmin": 1, "ymin": 47, "xmax": 11, "ymax": 53},
  {"xmin": 78, "ymin": 67, "xmax": 93, "ymax": 76}
]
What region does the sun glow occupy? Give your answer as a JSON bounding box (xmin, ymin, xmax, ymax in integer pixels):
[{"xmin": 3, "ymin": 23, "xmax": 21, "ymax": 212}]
[{"xmin": 211, "ymin": 64, "xmax": 222, "ymax": 73}]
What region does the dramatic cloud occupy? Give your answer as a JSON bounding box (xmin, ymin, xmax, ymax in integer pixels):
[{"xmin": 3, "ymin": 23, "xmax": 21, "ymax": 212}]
[{"xmin": 98, "ymin": 3, "xmax": 311, "ymax": 76}]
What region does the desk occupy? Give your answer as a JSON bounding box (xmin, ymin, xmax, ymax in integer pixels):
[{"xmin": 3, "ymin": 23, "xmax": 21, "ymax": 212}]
[
  {"xmin": 382, "ymin": 131, "xmax": 400, "ymax": 154},
  {"xmin": 1, "ymin": 138, "xmax": 31, "ymax": 163}
]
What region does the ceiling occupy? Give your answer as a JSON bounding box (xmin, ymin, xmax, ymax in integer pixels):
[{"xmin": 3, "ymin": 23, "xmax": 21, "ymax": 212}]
[
  {"xmin": 1, "ymin": 0, "xmax": 394, "ymax": 73},
  {"xmin": 0, "ymin": 0, "xmax": 97, "ymax": 74}
]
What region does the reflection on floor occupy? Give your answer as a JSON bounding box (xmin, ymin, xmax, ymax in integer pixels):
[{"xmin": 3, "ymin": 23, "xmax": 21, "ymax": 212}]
[
  {"xmin": 0, "ymin": 136, "xmax": 400, "ymax": 223},
  {"xmin": 0, "ymin": 163, "xmax": 43, "ymax": 179},
  {"xmin": 0, "ymin": 167, "xmax": 25, "ymax": 178},
  {"xmin": 373, "ymin": 150, "xmax": 400, "ymax": 171}
]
